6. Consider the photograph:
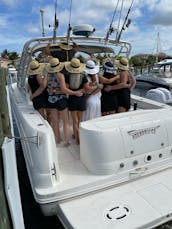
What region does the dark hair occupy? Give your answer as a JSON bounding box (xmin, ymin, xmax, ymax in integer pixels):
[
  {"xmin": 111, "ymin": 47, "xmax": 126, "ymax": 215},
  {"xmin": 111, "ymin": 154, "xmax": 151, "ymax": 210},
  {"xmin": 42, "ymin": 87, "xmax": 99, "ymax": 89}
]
[
  {"xmin": 103, "ymin": 61, "xmax": 114, "ymax": 74},
  {"xmin": 103, "ymin": 61, "xmax": 113, "ymax": 69}
]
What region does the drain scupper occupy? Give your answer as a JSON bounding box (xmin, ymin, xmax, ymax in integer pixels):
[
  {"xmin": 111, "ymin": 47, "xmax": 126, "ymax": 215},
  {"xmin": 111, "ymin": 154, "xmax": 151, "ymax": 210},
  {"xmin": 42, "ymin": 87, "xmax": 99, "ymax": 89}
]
[{"xmin": 105, "ymin": 205, "xmax": 130, "ymax": 221}]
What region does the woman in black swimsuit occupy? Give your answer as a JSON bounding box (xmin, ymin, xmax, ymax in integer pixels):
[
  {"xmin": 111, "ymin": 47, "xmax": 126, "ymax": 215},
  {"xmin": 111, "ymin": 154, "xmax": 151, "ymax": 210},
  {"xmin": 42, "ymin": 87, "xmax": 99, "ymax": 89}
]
[
  {"xmin": 27, "ymin": 60, "xmax": 48, "ymax": 119},
  {"xmin": 100, "ymin": 61, "xmax": 119, "ymax": 115},
  {"xmin": 104, "ymin": 57, "xmax": 131, "ymax": 112}
]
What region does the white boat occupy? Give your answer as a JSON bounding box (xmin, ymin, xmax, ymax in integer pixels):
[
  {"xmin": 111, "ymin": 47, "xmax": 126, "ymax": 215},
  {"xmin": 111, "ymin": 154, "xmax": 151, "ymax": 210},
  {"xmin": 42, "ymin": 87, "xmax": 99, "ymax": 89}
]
[
  {"xmin": 136, "ymin": 59, "xmax": 172, "ymax": 92},
  {"xmin": 136, "ymin": 32, "xmax": 172, "ymax": 94},
  {"xmin": 8, "ymin": 5, "xmax": 172, "ymax": 229}
]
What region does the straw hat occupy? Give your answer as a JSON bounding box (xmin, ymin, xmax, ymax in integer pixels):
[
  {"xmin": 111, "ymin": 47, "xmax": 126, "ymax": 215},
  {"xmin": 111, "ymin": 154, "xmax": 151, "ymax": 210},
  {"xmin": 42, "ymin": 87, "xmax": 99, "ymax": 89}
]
[
  {"xmin": 84, "ymin": 60, "xmax": 99, "ymax": 75},
  {"xmin": 27, "ymin": 60, "xmax": 44, "ymax": 75},
  {"xmin": 65, "ymin": 58, "xmax": 85, "ymax": 73},
  {"xmin": 115, "ymin": 57, "xmax": 129, "ymax": 71},
  {"xmin": 46, "ymin": 58, "xmax": 64, "ymax": 73},
  {"xmin": 59, "ymin": 38, "xmax": 73, "ymax": 51}
]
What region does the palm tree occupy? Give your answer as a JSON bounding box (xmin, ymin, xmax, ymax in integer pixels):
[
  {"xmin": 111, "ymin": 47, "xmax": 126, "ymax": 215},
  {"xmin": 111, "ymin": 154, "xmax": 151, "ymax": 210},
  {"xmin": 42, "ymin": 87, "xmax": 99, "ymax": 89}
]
[
  {"xmin": 1, "ymin": 49, "xmax": 10, "ymax": 58},
  {"xmin": 9, "ymin": 52, "xmax": 19, "ymax": 60}
]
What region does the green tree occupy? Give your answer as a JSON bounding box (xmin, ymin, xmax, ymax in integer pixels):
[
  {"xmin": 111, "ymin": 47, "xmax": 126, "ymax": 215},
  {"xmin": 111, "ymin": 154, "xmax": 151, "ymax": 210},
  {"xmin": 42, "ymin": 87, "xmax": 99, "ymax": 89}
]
[
  {"xmin": 1, "ymin": 49, "xmax": 10, "ymax": 58},
  {"xmin": 1, "ymin": 49, "xmax": 19, "ymax": 60},
  {"xmin": 9, "ymin": 52, "xmax": 19, "ymax": 60}
]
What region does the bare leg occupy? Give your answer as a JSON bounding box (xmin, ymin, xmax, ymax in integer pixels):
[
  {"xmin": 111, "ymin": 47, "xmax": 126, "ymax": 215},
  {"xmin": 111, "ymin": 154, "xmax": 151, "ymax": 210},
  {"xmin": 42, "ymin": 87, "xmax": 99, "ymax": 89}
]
[
  {"xmin": 60, "ymin": 108, "xmax": 70, "ymax": 145},
  {"xmin": 71, "ymin": 111, "xmax": 80, "ymax": 144},
  {"xmin": 46, "ymin": 108, "xmax": 52, "ymax": 124},
  {"xmin": 38, "ymin": 108, "xmax": 46, "ymax": 119},
  {"xmin": 76, "ymin": 111, "xmax": 84, "ymax": 145},
  {"xmin": 49, "ymin": 109, "xmax": 61, "ymax": 143}
]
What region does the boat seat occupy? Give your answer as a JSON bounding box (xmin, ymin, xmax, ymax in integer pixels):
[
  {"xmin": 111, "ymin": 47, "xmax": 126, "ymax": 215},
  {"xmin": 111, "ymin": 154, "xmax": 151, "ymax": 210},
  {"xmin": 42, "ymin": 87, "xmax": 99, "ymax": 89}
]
[
  {"xmin": 146, "ymin": 87, "xmax": 172, "ymax": 104},
  {"xmin": 157, "ymin": 87, "xmax": 172, "ymax": 100}
]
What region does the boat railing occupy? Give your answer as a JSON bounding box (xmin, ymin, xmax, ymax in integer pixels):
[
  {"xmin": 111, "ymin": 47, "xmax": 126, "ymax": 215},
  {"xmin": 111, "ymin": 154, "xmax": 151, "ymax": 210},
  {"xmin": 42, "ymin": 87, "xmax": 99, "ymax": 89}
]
[{"xmin": 17, "ymin": 35, "xmax": 131, "ymax": 88}]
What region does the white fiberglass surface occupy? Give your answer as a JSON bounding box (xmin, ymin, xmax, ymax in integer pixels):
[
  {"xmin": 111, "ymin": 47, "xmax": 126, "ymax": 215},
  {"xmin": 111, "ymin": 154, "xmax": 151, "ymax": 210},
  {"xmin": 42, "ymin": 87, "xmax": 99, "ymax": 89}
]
[
  {"xmin": 59, "ymin": 169, "xmax": 172, "ymax": 229},
  {"xmin": 56, "ymin": 138, "xmax": 109, "ymax": 192}
]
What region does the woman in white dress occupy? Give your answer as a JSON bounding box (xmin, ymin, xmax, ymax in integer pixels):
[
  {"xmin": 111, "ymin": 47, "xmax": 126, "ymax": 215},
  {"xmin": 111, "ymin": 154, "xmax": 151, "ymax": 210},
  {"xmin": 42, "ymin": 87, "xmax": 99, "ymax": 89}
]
[{"xmin": 82, "ymin": 60, "xmax": 102, "ymax": 121}]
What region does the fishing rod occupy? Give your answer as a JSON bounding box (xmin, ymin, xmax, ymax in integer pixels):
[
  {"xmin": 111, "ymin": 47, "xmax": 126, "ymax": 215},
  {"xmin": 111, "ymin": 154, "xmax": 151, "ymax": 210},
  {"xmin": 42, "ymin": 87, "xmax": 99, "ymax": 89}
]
[
  {"xmin": 105, "ymin": 0, "xmax": 120, "ymax": 41},
  {"xmin": 116, "ymin": 0, "xmax": 134, "ymax": 42}
]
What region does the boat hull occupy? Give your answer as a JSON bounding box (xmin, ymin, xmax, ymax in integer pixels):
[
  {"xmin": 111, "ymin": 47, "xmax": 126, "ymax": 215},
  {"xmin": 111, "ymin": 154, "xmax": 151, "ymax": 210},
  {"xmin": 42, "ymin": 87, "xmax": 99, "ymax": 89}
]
[{"xmin": 136, "ymin": 79, "xmax": 170, "ymax": 90}]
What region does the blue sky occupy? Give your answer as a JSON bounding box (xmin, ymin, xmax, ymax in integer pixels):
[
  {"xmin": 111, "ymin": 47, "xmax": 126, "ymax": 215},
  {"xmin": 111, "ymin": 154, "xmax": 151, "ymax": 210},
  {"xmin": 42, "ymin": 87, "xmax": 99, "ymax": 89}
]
[{"xmin": 1, "ymin": 0, "xmax": 172, "ymax": 57}]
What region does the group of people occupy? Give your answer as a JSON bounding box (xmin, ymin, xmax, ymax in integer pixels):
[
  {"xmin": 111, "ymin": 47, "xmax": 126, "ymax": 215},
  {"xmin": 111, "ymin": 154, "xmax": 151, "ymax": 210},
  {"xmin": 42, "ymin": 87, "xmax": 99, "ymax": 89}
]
[{"xmin": 27, "ymin": 54, "xmax": 136, "ymax": 146}]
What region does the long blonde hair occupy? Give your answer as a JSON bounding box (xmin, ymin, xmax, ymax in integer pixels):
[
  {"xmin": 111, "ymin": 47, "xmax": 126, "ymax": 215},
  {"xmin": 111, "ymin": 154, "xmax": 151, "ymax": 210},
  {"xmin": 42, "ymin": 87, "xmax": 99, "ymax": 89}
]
[{"xmin": 69, "ymin": 73, "xmax": 83, "ymax": 89}]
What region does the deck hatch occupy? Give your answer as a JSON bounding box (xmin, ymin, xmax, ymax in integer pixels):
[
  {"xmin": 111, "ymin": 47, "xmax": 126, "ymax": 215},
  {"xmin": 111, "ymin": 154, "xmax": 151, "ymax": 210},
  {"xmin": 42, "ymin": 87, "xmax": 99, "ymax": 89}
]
[{"xmin": 104, "ymin": 205, "xmax": 130, "ymax": 221}]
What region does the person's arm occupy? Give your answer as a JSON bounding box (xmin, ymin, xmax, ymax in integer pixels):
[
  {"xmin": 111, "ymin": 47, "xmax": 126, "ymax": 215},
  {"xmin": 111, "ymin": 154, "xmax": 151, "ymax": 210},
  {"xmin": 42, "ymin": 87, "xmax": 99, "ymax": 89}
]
[
  {"xmin": 83, "ymin": 80, "xmax": 102, "ymax": 94},
  {"xmin": 58, "ymin": 73, "xmax": 83, "ymax": 96},
  {"xmin": 85, "ymin": 81, "xmax": 103, "ymax": 95},
  {"xmin": 43, "ymin": 43, "xmax": 52, "ymax": 56},
  {"xmin": 128, "ymin": 71, "xmax": 136, "ymax": 90},
  {"xmin": 30, "ymin": 74, "xmax": 47, "ymax": 100},
  {"xmin": 72, "ymin": 42, "xmax": 79, "ymax": 53},
  {"xmin": 99, "ymin": 74, "xmax": 120, "ymax": 84},
  {"xmin": 104, "ymin": 71, "xmax": 130, "ymax": 92}
]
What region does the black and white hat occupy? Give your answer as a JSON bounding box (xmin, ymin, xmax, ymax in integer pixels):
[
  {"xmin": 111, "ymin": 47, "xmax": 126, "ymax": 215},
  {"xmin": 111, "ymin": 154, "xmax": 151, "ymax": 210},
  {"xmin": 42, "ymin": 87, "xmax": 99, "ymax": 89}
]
[{"xmin": 103, "ymin": 61, "xmax": 114, "ymax": 73}]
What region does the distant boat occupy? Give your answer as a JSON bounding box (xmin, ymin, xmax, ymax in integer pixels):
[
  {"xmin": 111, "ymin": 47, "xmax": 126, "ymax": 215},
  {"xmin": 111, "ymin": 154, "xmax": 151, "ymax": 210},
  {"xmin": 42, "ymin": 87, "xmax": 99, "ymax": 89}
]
[
  {"xmin": 136, "ymin": 32, "xmax": 172, "ymax": 97},
  {"xmin": 7, "ymin": 65, "xmax": 17, "ymax": 84},
  {"xmin": 136, "ymin": 59, "xmax": 172, "ymax": 92},
  {"xmin": 7, "ymin": 2, "xmax": 172, "ymax": 229}
]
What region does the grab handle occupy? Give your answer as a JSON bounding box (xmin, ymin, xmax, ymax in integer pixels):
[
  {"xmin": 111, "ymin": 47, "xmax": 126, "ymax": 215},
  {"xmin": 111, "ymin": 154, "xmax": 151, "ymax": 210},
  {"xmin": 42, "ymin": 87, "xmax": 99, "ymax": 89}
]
[{"xmin": 129, "ymin": 167, "xmax": 147, "ymax": 177}]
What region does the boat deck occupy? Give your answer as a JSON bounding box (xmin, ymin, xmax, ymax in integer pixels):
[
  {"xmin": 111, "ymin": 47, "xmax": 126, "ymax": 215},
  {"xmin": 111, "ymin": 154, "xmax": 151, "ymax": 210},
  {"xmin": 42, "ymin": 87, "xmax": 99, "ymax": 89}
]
[
  {"xmin": 58, "ymin": 167, "xmax": 172, "ymax": 229},
  {"xmin": 57, "ymin": 138, "xmax": 107, "ymax": 191}
]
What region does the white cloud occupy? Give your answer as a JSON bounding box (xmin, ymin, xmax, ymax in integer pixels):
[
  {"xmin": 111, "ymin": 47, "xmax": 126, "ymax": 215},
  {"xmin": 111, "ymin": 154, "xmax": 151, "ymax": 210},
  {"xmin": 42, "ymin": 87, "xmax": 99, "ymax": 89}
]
[
  {"xmin": 1, "ymin": 0, "xmax": 172, "ymax": 56},
  {"xmin": 1, "ymin": 0, "xmax": 20, "ymax": 7},
  {"xmin": 0, "ymin": 14, "xmax": 9, "ymax": 28}
]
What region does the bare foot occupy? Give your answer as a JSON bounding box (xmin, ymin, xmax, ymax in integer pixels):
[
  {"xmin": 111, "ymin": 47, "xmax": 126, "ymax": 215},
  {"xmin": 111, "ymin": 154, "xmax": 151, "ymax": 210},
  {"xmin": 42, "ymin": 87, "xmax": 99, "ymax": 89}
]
[
  {"xmin": 56, "ymin": 138, "xmax": 61, "ymax": 144},
  {"xmin": 76, "ymin": 138, "xmax": 80, "ymax": 145},
  {"xmin": 64, "ymin": 142, "xmax": 71, "ymax": 147}
]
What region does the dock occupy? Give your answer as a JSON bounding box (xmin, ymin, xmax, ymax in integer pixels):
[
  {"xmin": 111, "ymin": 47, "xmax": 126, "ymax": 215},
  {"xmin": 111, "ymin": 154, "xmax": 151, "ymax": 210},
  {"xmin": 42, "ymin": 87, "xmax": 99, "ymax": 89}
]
[{"xmin": 0, "ymin": 67, "xmax": 12, "ymax": 228}]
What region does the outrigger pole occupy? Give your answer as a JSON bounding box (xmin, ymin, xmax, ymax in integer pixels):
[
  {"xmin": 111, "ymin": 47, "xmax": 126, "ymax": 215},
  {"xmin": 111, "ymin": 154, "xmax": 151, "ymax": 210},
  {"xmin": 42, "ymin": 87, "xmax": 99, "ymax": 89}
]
[
  {"xmin": 116, "ymin": 0, "xmax": 134, "ymax": 42},
  {"xmin": 66, "ymin": 0, "xmax": 73, "ymax": 43},
  {"xmin": 53, "ymin": 0, "xmax": 59, "ymax": 41},
  {"xmin": 105, "ymin": 0, "xmax": 120, "ymax": 42}
]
